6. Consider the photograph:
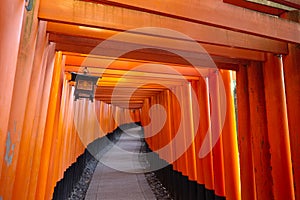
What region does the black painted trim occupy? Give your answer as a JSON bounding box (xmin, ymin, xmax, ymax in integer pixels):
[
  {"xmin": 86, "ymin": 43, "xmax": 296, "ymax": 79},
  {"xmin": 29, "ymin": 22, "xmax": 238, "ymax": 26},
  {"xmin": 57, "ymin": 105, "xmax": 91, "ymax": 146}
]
[{"xmin": 145, "ymin": 144, "xmax": 226, "ymax": 200}]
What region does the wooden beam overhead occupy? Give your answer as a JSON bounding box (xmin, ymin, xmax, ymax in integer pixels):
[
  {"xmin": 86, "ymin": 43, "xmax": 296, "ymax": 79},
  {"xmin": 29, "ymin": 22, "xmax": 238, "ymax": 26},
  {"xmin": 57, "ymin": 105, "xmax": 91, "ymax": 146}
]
[
  {"xmin": 63, "ymin": 54, "xmax": 212, "ymax": 77},
  {"xmin": 64, "ymin": 65, "xmax": 201, "ymax": 80},
  {"xmin": 95, "ymin": 94, "xmax": 155, "ymax": 98},
  {"xmin": 96, "ymin": 94, "xmax": 159, "ymax": 97},
  {"xmin": 223, "ymin": 0, "xmax": 286, "ymax": 15},
  {"xmin": 96, "ymin": 88, "xmax": 162, "ymax": 92},
  {"xmin": 40, "ymin": 1, "xmax": 289, "ymax": 53},
  {"xmin": 246, "ymin": 0, "xmax": 296, "ymax": 10},
  {"xmin": 99, "ymin": 75, "xmax": 189, "ymax": 82},
  {"xmin": 47, "ymin": 21, "xmax": 286, "ymax": 56},
  {"xmin": 98, "ymin": 78, "xmax": 186, "ymax": 86},
  {"xmin": 262, "ymin": 0, "xmax": 300, "ymax": 9},
  {"xmin": 63, "ymin": 55, "xmax": 239, "ymax": 82},
  {"xmin": 79, "ymin": 0, "xmax": 300, "ymax": 43},
  {"xmin": 49, "ymin": 33, "xmax": 265, "ymax": 62},
  {"xmin": 97, "ymin": 85, "xmax": 168, "ymax": 89},
  {"xmin": 96, "ymin": 98, "xmax": 145, "ymax": 102},
  {"xmin": 54, "ymin": 42, "xmax": 260, "ymax": 67},
  {"xmin": 96, "ymin": 81, "xmax": 183, "ymax": 88},
  {"xmin": 99, "ymin": 104, "xmax": 142, "ymax": 109},
  {"xmin": 46, "ymin": 22, "xmax": 286, "ymax": 55},
  {"xmin": 97, "ymin": 100, "xmax": 144, "ymax": 107}
]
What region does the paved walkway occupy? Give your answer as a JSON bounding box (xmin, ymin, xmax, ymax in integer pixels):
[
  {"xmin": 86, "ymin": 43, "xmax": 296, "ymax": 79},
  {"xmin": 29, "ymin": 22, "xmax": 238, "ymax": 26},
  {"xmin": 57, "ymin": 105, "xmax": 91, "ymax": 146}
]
[{"xmin": 85, "ymin": 127, "xmax": 156, "ymax": 200}]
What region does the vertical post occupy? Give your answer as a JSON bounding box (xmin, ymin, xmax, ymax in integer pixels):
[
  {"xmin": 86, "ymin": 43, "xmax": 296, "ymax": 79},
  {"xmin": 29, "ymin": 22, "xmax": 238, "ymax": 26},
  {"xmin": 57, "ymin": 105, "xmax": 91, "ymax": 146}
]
[
  {"xmin": 45, "ymin": 94, "xmax": 62, "ymax": 199},
  {"xmin": 197, "ymin": 78, "xmax": 214, "ymax": 191},
  {"xmin": 145, "ymin": 96, "xmax": 151, "ymax": 144},
  {"xmin": 247, "ymin": 61, "xmax": 273, "ymax": 200},
  {"xmin": 142, "ymin": 98, "xmax": 150, "ymax": 145},
  {"xmin": 263, "ymin": 53, "xmax": 295, "ymax": 199},
  {"xmin": 185, "ymin": 82, "xmax": 198, "ymax": 182},
  {"xmin": 165, "ymin": 90, "xmax": 174, "ymax": 164},
  {"xmin": 281, "ymin": 11, "xmax": 300, "ymax": 199},
  {"xmin": 156, "ymin": 94, "xmax": 163, "ymax": 155},
  {"xmin": 12, "ymin": 21, "xmax": 48, "ymax": 200},
  {"xmin": 178, "ymin": 85, "xmax": 188, "ymax": 177},
  {"xmin": 35, "ymin": 51, "xmax": 63, "ymax": 200},
  {"xmin": 151, "ymin": 95, "xmax": 159, "ymax": 151},
  {"xmin": 191, "ymin": 80, "xmax": 205, "ymax": 186},
  {"xmin": 236, "ymin": 65, "xmax": 256, "ymax": 200},
  {"xmin": 220, "ymin": 70, "xmax": 241, "ymax": 200},
  {"xmin": 59, "ymin": 80, "xmax": 72, "ymax": 179},
  {"xmin": 209, "ymin": 72, "xmax": 226, "ymax": 197},
  {"xmin": 148, "ymin": 96, "xmax": 155, "ymax": 150},
  {"xmin": 49, "ymin": 75, "xmax": 68, "ymax": 199},
  {"xmin": 157, "ymin": 91, "xmax": 168, "ymax": 162},
  {"xmin": 0, "ymin": 3, "xmax": 40, "ymax": 198},
  {"xmin": 170, "ymin": 86, "xmax": 181, "ymax": 172},
  {"xmin": 0, "ymin": 0, "xmax": 24, "ymax": 178},
  {"xmin": 27, "ymin": 44, "xmax": 56, "ymax": 200},
  {"xmin": 74, "ymin": 101, "xmax": 84, "ymax": 160}
]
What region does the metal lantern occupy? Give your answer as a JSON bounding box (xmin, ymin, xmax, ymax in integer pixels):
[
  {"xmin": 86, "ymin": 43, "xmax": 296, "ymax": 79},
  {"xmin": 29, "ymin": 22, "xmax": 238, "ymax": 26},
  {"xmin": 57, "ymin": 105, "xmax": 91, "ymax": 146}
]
[{"xmin": 70, "ymin": 67, "xmax": 100, "ymax": 102}]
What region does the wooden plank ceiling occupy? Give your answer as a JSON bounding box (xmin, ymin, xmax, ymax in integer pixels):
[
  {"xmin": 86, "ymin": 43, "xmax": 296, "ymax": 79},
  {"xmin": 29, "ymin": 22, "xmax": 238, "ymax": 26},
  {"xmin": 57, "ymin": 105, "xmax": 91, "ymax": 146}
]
[{"xmin": 39, "ymin": 0, "xmax": 299, "ymax": 109}]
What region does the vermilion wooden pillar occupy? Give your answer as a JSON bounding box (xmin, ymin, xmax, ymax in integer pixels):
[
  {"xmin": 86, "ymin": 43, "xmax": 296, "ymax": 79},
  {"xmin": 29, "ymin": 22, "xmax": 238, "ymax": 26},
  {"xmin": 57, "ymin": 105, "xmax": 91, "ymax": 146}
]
[
  {"xmin": 247, "ymin": 61, "xmax": 273, "ymax": 200},
  {"xmin": 284, "ymin": 43, "xmax": 300, "ymax": 197},
  {"xmin": 263, "ymin": 53, "xmax": 295, "ymax": 199},
  {"xmin": 156, "ymin": 90, "xmax": 172, "ymax": 163},
  {"xmin": 0, "ymin": 2, "xmax": 40, "ymax": 198},
  {"xmin": 26, "ymin": 44, "xmax": 54, "ymax": 199},
  {"xmin": 165, "ymin": 90, "xmax": 174, "ymax": 164},
  {"xmin": 46, "ymin": 59, "xmax": 65, "ymax": 199},
  {"xmin": 151, "ymin": 95, "xmax": 159, "ymax": 152},
  {"xmin": 12, "ymin": 21, "xmax": 48, "ymax": 200},
  {"xmin": 208, "ymin": 72, "xmax": 226, "ymax": 197},
  {"xmin": 173, "ymin": 85, "xmax": 185, "ymax": 174},
  {"xmin": 73, "ymin": 101, "xmax": 83, "ymax": 163},
  {"xmin": 141, "ymin": 98, "xmax": 150, "ymax": 145},
  {"xmin": 27, "ymin": 44, "xmax": 56, "ymax": 200},
  {"xmin": 0, "ymin": 0, "xmax": 24, "ymax": 179},
  {"xmin": 46, "ymin": 89, "xmax": 63, "ymax": 199},
  {"xmin": 170, "ymin": 87, "xmax": 181, "ymax": 172},
  {"xmin": 191, "ymin": 80, "xmax": 205, "ymax": 186},
  {"xmin": 184, "ymin": 83, "xmax": 197, "ymax": 182},
  {"xmin": 156, "ymin": 94, "xmax": 164, "ymax": 156},
  {"xmin": 220, "ymin": 70, "xmax": 241, "ymax": 200},
  {"xmin": 58, "ymin": 78, "xmax": 72, "ymax": 180},
  {"xmin": 74, "ymin": 102, "xmax": 85, "ymax": 159},
  {"xmin": 236, "ymin": 65, "xmax": 256, "ymax": 200},
  {"xmin": 35, "ymin": 51, "xmax": 63, "ymax": 200},
  {"xmin": 81, "ymin": 100, "xmax": 88, "ymax": 144},
  {"xmin": 179, "ymin": 85, "xmax": 189, "ymax": 177},
  {"xmin": 163, "ymin": 91, "xmax": 170, "ymax": 162},
  {"xmin": 197, "ymin": 78, "xmax": 214, "ymax": 190},
  {"xmin": 149, "ymin": 96, "xmax": 155, "ymax": 150},
  {"xmin": 173, "ymin": 86, "xmax": 187, "ymax": 175},
  {"xmin": 145, "ymin": 97, "xmax": 153, "ymax": 149},
  {"xmin": 281, "ymin": 11, "xmax": 300, "ymax": 200}
]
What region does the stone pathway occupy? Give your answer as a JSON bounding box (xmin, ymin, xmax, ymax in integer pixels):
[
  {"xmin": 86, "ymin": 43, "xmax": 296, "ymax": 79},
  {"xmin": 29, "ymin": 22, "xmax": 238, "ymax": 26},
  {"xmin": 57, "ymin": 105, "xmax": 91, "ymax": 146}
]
[{"xmin": 85, "ymin": 127, "xmax": 156, "ymax": 200}]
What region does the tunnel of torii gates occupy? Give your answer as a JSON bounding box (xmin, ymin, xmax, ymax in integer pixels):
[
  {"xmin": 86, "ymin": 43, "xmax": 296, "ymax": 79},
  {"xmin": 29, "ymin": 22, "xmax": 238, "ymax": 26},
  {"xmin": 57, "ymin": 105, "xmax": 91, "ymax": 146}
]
[{"xmin": 0, "ymin": 0, "xmax": 300, "ymax": 199}]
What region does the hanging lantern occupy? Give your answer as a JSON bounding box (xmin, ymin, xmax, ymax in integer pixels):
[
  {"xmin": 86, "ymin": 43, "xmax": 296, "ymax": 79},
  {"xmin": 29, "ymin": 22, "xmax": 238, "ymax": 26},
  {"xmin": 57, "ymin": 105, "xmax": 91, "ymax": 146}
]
[{"xmin": 70, "ymin": 67, "xmax": 100, "ymax": 102}]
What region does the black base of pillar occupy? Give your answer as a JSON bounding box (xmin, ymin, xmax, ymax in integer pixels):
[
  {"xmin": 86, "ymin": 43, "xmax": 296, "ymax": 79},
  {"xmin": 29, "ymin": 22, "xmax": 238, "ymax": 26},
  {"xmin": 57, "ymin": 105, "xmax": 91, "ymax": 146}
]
[
  {"xmin": 205, "ymin": 189, "xmax": 215, "ymax": 200},
  {"xmin": 215, "ymin": 195, "xmax": 226, "ymax": 200},
  {"xmin": 145, "ymin": 146, "xmax": 227, "ymax": 200},
  {"xmin": 196, "ymin": 183, "xmax": 206, "ymax": 200},
  {"xmin": 188, "ymin": 180, "xmax": 197, "ymax": 200}
]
